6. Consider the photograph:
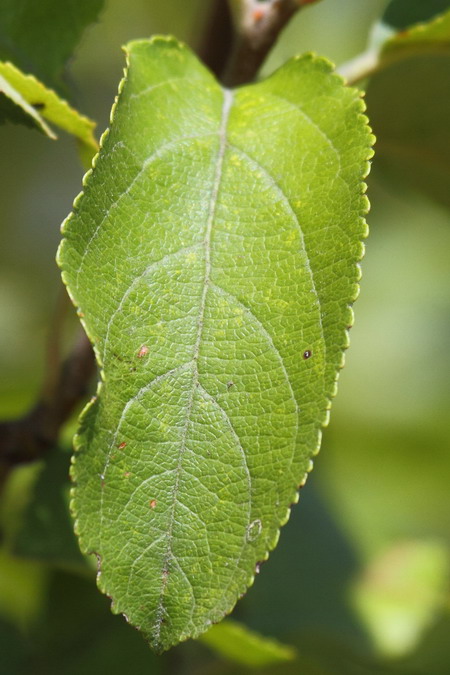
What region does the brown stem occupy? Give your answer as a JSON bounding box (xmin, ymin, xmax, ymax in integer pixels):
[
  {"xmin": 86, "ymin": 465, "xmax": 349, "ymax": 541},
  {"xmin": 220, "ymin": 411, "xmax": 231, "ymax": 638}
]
[
  {"xmin": 222, "ymin": 0, "xmax": 318, "ymax": 86},
  {"xmin": 198, "ymin": 0, "xmax": 235, "ymax": 79},
  {"xmin": 0, "ymin": 329, "xmax": 96, "ymax": 473}
]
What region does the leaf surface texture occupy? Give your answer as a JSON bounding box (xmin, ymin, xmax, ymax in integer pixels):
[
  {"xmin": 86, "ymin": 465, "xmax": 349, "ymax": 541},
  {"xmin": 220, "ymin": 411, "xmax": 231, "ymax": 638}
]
[{"xmin": 59, "ymin": 37, "xmax": 372, "ymax": 651}]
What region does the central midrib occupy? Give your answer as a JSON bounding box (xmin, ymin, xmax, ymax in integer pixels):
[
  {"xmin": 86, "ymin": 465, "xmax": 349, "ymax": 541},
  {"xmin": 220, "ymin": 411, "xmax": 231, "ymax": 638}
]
[{"xmin": 153, "ymin": 87, "xmax": 234, "ymax": 644}]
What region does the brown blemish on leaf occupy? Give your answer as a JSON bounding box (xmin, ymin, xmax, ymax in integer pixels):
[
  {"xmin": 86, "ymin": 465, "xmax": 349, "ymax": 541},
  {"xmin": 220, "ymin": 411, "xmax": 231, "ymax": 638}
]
[
  {"xmin": 123, "ymin": 471, "xmax": 131, "ymax": 478},
  {"xmin": 149, "ymin": 499, "xmax": 157, "ymax": 509},
  {"xmin": 137, "ymin": 345, "xmax": 149, "ymax": 358},
  {"xmin": 118, "ymin": 441, "xmax": 127, "ymax": 449},
  {"xmin": 303, "ymin": 349, "xmax": 312, "ymax": 360}
]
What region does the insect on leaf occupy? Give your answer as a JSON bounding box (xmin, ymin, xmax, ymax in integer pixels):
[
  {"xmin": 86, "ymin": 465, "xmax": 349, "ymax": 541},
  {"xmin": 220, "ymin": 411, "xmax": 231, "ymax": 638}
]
[{"xmin": 58, "ymin": 36, "xmax": 373, "ymax": 652}]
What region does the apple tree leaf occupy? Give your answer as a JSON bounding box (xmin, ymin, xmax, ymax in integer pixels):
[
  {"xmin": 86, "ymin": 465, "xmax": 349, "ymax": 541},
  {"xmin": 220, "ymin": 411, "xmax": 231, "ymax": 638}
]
[{"xmin": 58, "ymin": 37, "xmax": 373, "ymax": 652}]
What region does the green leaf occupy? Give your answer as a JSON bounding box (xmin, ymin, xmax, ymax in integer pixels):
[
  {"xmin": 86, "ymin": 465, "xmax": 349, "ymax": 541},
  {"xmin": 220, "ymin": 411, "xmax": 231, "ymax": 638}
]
[
  {"xmin": 381, "ymin": 7, "xmax": 450, "ymax": 60},
  {"xmin": 0, "ymin": 0, "xmax": 104, "ymax": 91},
  {"xmin": 58, "ymin": 36, "xmax": 372, "ymax": 651},
  {"xmin": 353, "ymin": 540, "xmax": 449, "ymax": 658},
  {"xmin": 198, "ymin": 619, "xmax": 296, "ymax": 667},
  {"xmin": 366, "ymin": 9, "xmax": 450, "ymax": 207},
  {"xmin": 382, "ymin": 0, "xmax": 450, "ymax": 32},
  {"xmin": 0, "ymin": 61, "xmax": 98, "ymax": 162},
  {"xmin": 12, "ymin": 448, "xmax": 88, "ymax": 572}
]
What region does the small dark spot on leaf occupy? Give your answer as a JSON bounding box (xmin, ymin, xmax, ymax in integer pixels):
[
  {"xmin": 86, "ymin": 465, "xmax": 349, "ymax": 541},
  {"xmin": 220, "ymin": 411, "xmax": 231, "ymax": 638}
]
[
  {"xmin": 149, "ymin": 499, "xmax": 157, "ymax": 509},
  {"xmin": 226, "ymin": 381, "xmax": 234, "ymax": 389},
  {"xmin": 137, "ymin": 345, "xmax": 149, "ymax": 358},
  {"xmin": 31, "ymin": 102, "xmax": 45, "ymax": 110},
  {"xmin": 303, "ymin": 349, "xmax": 312, "ymax": 360},
  {"xmin": 118, "ymin": 442, "xmax": 127, "ymax": 449}
]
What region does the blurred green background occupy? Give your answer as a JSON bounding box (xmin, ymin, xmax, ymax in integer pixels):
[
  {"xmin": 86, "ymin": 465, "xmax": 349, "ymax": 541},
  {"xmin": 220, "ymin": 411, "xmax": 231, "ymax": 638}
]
[{"xmin": 2, "ymin": 0, "xmax": 450, "ymax": 673}]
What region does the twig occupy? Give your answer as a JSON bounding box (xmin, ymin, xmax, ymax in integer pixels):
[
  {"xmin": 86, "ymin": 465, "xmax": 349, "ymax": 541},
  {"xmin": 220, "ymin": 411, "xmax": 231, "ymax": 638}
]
[
  {"xmin": 41, "ymin": 285, "xmax": 73, "ymax": 404},
  {"xmin": 337, "ymin": 48, "xmax": 380, "ymax": 86},
  {"xmin": 222, "ymin": 0, "xmax": 320, "ymax": 86},
  {"xmin": 0, "ymin": 329, "xmax": 96, "ymax": 473}
]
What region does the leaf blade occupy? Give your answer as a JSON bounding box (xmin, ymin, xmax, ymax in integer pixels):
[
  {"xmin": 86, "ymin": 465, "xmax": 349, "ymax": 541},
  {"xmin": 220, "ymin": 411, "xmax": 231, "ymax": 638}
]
[
  {"xmin": 198, "ymin": 619, "xmax": 297, "ymax": 667},
  {"xmin": 366, "ymin": 8, "xmax": 450, "ymax": 206},
  {"xmin": 0, "ymin": 60, "xmax": 98, "ymax": 161},
  {"xmin": 59, "ymin": 37, "xmax": 372, "ymax": 651},
  {"xmin": 0, "ymin": 0, "xmax": 104, "ymax": 91}
]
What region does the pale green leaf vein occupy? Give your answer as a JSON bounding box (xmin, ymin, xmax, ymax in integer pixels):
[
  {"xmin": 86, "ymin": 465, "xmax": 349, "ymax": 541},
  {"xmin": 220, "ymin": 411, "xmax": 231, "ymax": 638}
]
[
  {"xmin": 99, "ymin": 361, "xmax": 194, "ymax": 539},
  {"xmin": 75, "ymin": 131, "xmax": 216, "ymax": 289},
  {"xmin": 266, "ymin": 92, "xmax": 341, "ymax": 167},
  {"xmin": 224, "ymin": 143, "xmax": 326, "ymax": 369},
  {"xmin": 102, "ymin": 242, "xmax": 203, "ymax": 363},
  {"xmin": 197, "ymin": 383, "xmax": 252, "ymax": 613},
  {"xmin": 129, "ymin": 76, "xmax": 208, "ymax": 100},
  {"xmin": 152, "ymin": 88, "xmax": 234, "ymax": 645}
]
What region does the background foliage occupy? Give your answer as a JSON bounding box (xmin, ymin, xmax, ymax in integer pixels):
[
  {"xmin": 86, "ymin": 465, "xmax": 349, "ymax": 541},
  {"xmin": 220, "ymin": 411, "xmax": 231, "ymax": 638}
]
[{"xmin": 1, "ymin": 0, "xmax": 450, "ymax": 673}]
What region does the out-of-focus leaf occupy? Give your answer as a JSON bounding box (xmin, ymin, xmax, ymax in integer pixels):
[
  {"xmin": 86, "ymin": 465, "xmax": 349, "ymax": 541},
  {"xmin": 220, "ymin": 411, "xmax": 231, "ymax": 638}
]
[
  {"xmin": 0, "ymin": 569, "xmax": 163, "ymax": 675},
  {"xmin": 0, "ymin": 61, "xmax": 97, "ymax": 162},
  {"xmin": 382, "ymin": 0, "xmax": 450, "ymax": 31},
  {"xmin": 365, "ymin": 9, "xmax": 450, "ymax": 206},
  {"xmin": 59, "ymin": 36, "xmax": 372, "ymax": 651},
  {"xmin": 0, "ymin": 550, "xmax": 47, "ymax": 629},
  {"xmin": 12, "ymin": 448, "xmax": 88, "ymax": 572},
  {"xmin": 32, "ymin": 571, "xmax": 163, "ymax": 675},
  {"xmin": 199, "ymin": 619, "xmax": 296, "ymax": 667},
  {"xmin": 367, "ymin": 53, "xmax": 450, "ymax": 207},
  {"xmin": 397, "ymin": 616, "xmax": 450, "ymax": 675},
  {"xmin": 0, "ymin": 0, "xmax": 104, "ymax": 91},
  {"xmin": 353, "ymin": 540, "xmax": 449, "ymax": 658},
  {"xmin": 0, "ymin": 618, "xmax": 25, "ymax": 674},
  {"xmin": 381, "ymin": 8, "xmax": 450, "ymax": 60}
]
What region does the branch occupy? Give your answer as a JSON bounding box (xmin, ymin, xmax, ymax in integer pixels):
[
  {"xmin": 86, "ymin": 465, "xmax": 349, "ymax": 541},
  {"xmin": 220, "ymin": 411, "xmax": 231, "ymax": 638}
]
[
  {"xmin": 223, "ymin": 0, "xmax": 320, "ymax": 86},
  {"xmin": 0, "ymin": 328, "xmax": 96, "ymax": 473},
  {"xmin": 198, "ymin": 0, "xmax": 235, "ymax": 80}
]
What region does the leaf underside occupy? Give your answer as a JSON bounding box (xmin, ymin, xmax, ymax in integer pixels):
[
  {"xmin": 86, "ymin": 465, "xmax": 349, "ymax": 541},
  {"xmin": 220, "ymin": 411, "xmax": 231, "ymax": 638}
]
[{"xmin": 58, "ymin": 37, "xmax": 372, "ymax": 652}]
